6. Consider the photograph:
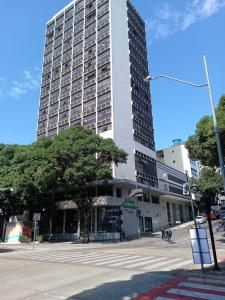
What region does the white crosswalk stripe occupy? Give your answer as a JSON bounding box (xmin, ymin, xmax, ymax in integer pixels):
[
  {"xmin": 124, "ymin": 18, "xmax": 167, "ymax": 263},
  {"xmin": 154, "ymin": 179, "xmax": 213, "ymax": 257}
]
[
  {"xmin": 125, "ymin": 256, "xmax": 168, "ymax": 269},
  {"xmin": 143, "ymin": 258, "xmax": 182, "ymax": 271},
  {"xmin": 5, "ymin": 250, "xmax": 193, "ymax": 271},
  {"xmin": 160, "ymin": 259, "xmax": 193, "ymax": 271}
]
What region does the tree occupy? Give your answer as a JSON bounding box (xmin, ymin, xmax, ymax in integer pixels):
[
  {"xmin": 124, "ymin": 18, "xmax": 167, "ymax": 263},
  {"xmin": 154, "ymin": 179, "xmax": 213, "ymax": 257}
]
[
  {"xmin": 0, "ymin": 126, "xmax": 127, "ymax": 241},
  {"xmin": 52, "ymin": 126, "xmax": 127, "ymax": 242},
  {"xmin": 0, "ymin": 144, "xmax": 25, "ymax": 219},
  {"xmin": 190, "ymin": 167, "xmax": 223, "ymax": 195},
  {"xmin": 185, "ymin": 95, "xmax": 225, "ymax": 168}
]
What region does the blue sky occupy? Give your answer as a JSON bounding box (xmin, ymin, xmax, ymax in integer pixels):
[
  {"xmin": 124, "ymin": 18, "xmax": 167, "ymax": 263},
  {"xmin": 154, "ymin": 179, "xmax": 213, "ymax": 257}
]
[{"xmin": 0, "ymin": 0, "xmax": 225, "ymax": 150}]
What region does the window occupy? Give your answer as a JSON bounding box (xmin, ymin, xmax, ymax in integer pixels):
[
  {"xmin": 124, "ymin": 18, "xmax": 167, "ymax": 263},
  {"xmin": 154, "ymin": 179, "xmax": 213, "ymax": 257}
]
[
  {"xmin": 152, "ymin": 196, "xmax": 159, "ymax": 204},
  {"xmin": 116, "ymin": 188, "xmax": 122, "ymax": 198},
  {"xmin": 71, "ymin": 105, "xmax": 82, "ymax": 115},
  {"xmin": 143, "ymin": 194, "xmax": 151, "ymax": 203}
]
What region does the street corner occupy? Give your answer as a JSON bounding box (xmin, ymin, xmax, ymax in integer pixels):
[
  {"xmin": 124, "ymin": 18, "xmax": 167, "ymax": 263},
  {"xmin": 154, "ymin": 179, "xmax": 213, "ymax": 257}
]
[{"xmin": 132, "ymin": 272, "xmax": 225, "ymax": 300}]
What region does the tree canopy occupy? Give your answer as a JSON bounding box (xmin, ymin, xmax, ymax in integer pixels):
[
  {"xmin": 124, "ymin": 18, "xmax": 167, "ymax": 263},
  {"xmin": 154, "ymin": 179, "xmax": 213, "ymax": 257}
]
[
  {"xmin": 190, "ymin": 167, "xmax": 223, "ymax": 195},
  {"xmin": 0, "ymin": 126, "xmax": 127, "ymax": 234},
  {"xmin": 185, "ymin": 95, "xmax": 225, "ymax": 168}
]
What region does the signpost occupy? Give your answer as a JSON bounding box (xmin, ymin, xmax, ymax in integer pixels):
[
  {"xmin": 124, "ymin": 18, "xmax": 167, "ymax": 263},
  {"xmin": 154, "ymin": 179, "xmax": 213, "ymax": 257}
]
[
  {"xmin": 189, "ymin": 228, "xmax": 211, "ymax": 264},
  {"xmin": 32, "ymin": 213, "xmax": 41, "ymax": 249}
]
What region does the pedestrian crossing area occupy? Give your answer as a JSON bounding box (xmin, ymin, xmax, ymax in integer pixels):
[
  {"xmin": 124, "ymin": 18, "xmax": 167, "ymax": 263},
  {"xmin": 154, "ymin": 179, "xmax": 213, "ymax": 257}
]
[
  {"xmin": 3, "ymin": 249, "xmax": 194, "ymax": 272},
  {"xmin": 133, "ymin": 274, "xmax": 225, "ymax": 300}
]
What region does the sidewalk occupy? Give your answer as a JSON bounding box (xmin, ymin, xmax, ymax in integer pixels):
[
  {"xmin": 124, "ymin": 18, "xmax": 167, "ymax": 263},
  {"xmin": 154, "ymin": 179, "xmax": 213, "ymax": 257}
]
[{"xmin": 132, "ymin": 270, "xmax": 225, "ymax": 300}]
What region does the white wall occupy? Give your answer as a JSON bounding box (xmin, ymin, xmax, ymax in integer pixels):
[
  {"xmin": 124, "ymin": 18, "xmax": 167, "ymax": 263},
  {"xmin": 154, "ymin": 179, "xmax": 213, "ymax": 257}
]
[{"xmin": 110, "ymin": 0, "xmax": 136, "ymax": 181}]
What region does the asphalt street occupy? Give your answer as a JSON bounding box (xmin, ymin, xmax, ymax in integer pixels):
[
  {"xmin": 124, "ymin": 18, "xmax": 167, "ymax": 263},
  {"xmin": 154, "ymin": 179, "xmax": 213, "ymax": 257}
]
[{"xmin": 0, "ymin": 221, "xmax": 224, "ymax": 300}]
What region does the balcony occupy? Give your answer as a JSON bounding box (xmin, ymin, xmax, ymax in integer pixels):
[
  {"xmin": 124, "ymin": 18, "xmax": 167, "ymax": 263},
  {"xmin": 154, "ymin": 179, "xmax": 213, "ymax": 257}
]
[
  {"xmin": 97, "ymin": 44, "xmax": 110, "ymax": 55},
  {"xmin": 49, "ymin": 109, "xmax": 58, "ymax": 117},
  {"xmin": 85, "ymin": 40, "xmax": 96, "ymax": 50},
  {"xmin": 40, "ymin": 90, "xmax": 50, "ymax": 98},
  {"xmin": 71, "ymin": 86, "xmax": 82, "ymax": 94},
  {"xmin": 38, "ymin": 115, "xmax": 48, "ymax": 122},
  {"xmin": 97, "ymin": 101, "xmax": 110, "ymax": 111},
  {"xmin": 48, "ymin": 123, "xmax": 57, "ymax": 130},
  {"xmin": 71, "ymin": 99, "xmax": 82, "ymax": 107},
  {"xmin": 60, "ymin": 91, "xmax": 70, "ymax": 99},
  {"xmin": 97, "ymin": 117, "xmax": 111, "ymax": 126},
  {"xmin": 37, "ymin": 128, "xmax": 46, "ymax": 135},
  {"xmin": 97, "ymin": 71, "xmax": 110, "ymax": 81},
  {"xmin": 49, "ymin": 97, "xmax": 59, "ymax": 105},
  {"xmin": 72, "ymin": 73, "xmax": 82, "ymax": 81},
  {"xmin": 85, "ymin": 27, "xmax": 96, "ymax": 38},
  {"xmin": 84, "ymin": 78, "xmax": 96, "ymax": 88},
  {"xmin": 73, "ymin": 59, "xmax": 83, "ymax": 68},
  {"xmin": 97, "ymin": 18, "xmax": 109, "ymax": 30},
  {"xmin": 70, "ymin": 113, "xmax": 81, "ymax": 121},
  {"xmin": 97, "ymin": 86, "xmax": 110, "ymax": 96},
  {"xmin": 84, "ymin": 65, "xmax": 96, "ymax": 74},
  {"xmin": 97, "ymin": 31, "xmax": 109, "ymax": 42},
  {"xmin": 83, "ymin": 107, "xmax": 96, "ymax": 116},
  {"xmin": 97, "ymin": 0, "xmax": 108, "ymax": 8},
  {"xmin": 83, "ymin": 92, "xmax": 96, "ymax": 102},
  {"xmin": 61, "ymin": 78, "xmax": 71, "ymax": 87},
  {"xmin": 58, "ymin": 119, "xmax": 69, "ymax": 126},
  {"xmin": 98, "ymin": 7, "xmax": 109, "ymax": 18},
  {"xmin": 97, "ymin": 56, "xmax": 110, "ymax": 68},
  {"xmin": 59, "ymin": 105, "xmax": 70, "ymax": 113}
]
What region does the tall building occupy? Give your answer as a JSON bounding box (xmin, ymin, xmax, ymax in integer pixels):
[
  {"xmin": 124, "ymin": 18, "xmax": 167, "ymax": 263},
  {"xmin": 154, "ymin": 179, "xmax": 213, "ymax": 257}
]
[
  {"xmin": 36, "ymin": 0, "xmax": 191, "ymax": 240},
  {"xmin": 37, "ymin": 0, "xmax": 157, "ymax": 187}
]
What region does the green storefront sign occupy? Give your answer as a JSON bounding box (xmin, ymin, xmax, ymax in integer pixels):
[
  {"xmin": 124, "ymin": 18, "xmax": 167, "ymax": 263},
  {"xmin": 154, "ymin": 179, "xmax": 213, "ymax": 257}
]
[{"xmin": 121, "ymin": 199, "xmax": 138, "ymax": 214}]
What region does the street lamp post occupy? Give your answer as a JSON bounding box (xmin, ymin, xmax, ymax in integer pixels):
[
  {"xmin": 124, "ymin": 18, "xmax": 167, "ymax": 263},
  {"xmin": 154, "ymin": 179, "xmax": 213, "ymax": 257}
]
[{"xmin": 144, "ymin": 55, "xmax": 225, "ymax": 192}]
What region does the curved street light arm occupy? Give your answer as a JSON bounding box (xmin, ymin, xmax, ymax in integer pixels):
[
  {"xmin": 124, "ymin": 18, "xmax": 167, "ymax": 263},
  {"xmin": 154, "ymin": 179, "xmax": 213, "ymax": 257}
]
[{"xmin": 144, "ymin": 74, "xmax": 208, "ymax": 88}]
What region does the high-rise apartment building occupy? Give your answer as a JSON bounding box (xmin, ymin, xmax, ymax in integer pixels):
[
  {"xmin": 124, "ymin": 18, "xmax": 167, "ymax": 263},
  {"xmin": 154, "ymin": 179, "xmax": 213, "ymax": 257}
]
[
  {"xmin": 35, "ymin": 0, "xmax": 191, "ymax": 240},
  {"xmin": 37, "ymin": 0, "xmax": 157, "ymax": 188}
]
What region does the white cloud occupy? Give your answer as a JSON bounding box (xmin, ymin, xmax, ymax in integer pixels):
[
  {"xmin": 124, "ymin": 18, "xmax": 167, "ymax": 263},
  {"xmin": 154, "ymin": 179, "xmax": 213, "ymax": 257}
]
[
  {"xmin": 147, "ymin": 0, "xmax": 225, "ymax": 40},
  {"xmin": 7, "ymin": 69, "xmax": 40, "ymax": 98}
]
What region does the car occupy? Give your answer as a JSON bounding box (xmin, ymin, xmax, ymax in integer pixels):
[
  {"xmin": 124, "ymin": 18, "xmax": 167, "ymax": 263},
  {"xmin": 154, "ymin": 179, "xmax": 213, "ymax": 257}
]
[{"xmin": 195, "ymin": 215, "xmax": 206, "ymax": 224}]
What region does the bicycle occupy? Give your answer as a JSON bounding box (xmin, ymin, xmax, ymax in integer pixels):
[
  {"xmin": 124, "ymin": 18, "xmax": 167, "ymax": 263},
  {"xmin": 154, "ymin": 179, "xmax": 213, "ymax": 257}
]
[{"xmin": 216, "ymin": 221, "xmax": 225, "ymax": 232}]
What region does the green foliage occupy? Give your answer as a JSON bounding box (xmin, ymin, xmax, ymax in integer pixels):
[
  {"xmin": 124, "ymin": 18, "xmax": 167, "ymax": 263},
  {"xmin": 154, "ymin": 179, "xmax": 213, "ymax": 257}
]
[
  {"xmin": 0, "ymin": 126, "xmax": 128, "ymax": 240},
  {"xmin": 19, "ymin": 235, "xmax": 31, "ymax": 243},
  {"xmin": 36, "ymin": 235, "xmax": 44, "ymax": 243},
  {"xmin": 190, "ymin": 167, "xmax": 223, "ymax": 194},
  {"xmin": 185, "ymin": 95, "xmax": 225, "ymax": 168}
]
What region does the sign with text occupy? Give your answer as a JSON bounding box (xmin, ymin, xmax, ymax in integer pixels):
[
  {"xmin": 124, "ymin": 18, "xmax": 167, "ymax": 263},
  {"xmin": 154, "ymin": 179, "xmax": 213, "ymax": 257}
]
[
  {"xmin": 122, "ymin": 199, "xmax": 138, "ymax": 214},
  {"xmin": 33, "ymin": 213, "xmax": 41, "ymax": 221}
]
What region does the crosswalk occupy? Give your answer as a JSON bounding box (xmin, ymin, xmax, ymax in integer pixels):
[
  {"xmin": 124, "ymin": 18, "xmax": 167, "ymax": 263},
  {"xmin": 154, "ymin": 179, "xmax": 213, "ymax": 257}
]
[
  {"xmin": 3, "ymin": 249, "xmax": 194, "ymax": 272},
  {"xmin": 133, "ymin": 274, "xmax": 225, "ymax": 300}
]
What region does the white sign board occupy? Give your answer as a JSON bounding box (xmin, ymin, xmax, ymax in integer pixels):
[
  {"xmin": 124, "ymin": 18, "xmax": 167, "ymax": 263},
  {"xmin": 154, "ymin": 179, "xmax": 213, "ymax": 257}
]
[
  {"xmin": 189, "ymin": 228, "xmax": 211, "ymax": 265},
  {"xmin": 33, "ymin": 213, "xmax": 41, "ymax": 221}
]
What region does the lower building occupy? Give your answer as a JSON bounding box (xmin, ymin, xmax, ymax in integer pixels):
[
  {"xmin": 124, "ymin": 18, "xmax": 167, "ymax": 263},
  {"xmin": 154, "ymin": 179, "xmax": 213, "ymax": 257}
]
[{"xmin": 36, "ymin": 162, "xmax": 191, "ymax": 241}]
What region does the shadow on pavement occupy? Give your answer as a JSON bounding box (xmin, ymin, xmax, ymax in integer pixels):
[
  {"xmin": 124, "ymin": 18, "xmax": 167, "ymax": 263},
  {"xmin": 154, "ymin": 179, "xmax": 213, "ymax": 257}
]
[
  {"xmin": 0, "ymin": 248, "xmax": 14, "ymax": 253},
  {"xmin": 66, "ymin": 265, "xmax": 225, "ymax": 300}
]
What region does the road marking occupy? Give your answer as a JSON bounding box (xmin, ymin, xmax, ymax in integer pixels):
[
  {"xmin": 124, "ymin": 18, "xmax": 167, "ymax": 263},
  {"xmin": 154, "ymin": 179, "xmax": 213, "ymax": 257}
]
[
  {"xmin": 154, "ymin": 297, "xmax": 176, "ymax": 300},
  {"xmin": 160, "ymin": 259, "xmax": 193, "ymax": 271},
  {"xmin": 94, "ymin": 255, "xmax": 134, "ymax": 266},
  {"xmin": 56, "ymin": 253, "xmax": 107, "ymax": 262},
  {"xmin": 168, "ymin": 288, "xmax": 225, "ymax": 299},
  {"xmin": 125, "ymin": 257, "xmax": 169, "ymax": 269},
  {"xmin": 179, "ymin": 282, "xmax": 225, "ymax": 292},
  {"xmin": 188, "ymin": 276, "xmax": 225, "ymax": 285},
  {"xmin": 82, "ymin": 254, "xmax": 129, "ymax": 264},
  {"xmin": 142, "ymin": 258, "xmax": 181, "ymax": 270},
  {"xmin": 109, "ymin": 256, "xmax": 153, "ymax": 267}
]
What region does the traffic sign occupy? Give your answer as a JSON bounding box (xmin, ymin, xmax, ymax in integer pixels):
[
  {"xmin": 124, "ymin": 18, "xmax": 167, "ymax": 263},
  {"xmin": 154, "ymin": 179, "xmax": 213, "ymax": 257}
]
[{"xmin": 33, "ymin": 213, "xmax": 41, "ymax": 221}]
